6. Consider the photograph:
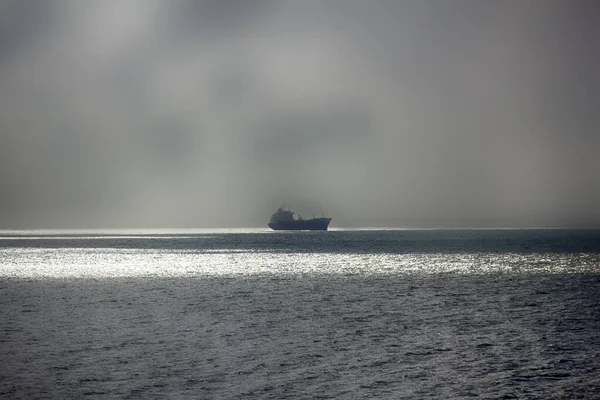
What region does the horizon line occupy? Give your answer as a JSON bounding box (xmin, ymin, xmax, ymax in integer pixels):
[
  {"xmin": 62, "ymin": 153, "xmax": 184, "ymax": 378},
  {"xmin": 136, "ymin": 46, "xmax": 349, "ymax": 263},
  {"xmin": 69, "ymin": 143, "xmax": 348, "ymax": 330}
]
[{"xmin": 1, "ymin": 226, "xmax": 600, "ymax": 233}]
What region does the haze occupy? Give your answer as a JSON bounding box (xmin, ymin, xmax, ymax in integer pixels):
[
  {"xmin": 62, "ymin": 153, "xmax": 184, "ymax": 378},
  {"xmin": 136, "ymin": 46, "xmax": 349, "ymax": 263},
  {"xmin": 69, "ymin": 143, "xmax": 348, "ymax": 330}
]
[{"xmin": 0, "ymin": 1, "xmax": 598, "ymax": 228}]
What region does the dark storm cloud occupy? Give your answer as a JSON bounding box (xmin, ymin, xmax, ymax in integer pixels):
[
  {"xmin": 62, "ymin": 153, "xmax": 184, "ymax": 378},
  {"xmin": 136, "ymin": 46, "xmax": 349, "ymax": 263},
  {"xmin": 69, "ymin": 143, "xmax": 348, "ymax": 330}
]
[{"xmin": 0, "ymin": 0, "xmax": 598, "ymax": 228}]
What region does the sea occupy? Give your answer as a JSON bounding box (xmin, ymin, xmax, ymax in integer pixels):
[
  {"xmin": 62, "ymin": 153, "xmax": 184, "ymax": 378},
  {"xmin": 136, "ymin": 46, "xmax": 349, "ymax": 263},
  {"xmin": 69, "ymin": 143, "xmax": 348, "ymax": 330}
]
[{"xmin": 1, "ymin": 228, "xmax": 600, "ymax": 399}]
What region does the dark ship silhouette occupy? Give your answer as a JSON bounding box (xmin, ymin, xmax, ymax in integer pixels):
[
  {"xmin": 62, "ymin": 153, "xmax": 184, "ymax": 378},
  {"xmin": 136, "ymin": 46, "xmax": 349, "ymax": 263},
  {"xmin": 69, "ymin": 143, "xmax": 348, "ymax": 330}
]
[{"xmin": 268, "ymin": 207, "xmax": 331, "ymax": 231}]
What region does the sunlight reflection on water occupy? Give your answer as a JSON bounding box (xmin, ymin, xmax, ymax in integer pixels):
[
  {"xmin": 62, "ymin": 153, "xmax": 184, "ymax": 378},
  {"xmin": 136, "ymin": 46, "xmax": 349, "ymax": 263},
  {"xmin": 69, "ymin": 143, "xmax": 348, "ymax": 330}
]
[{"xmin": 1, "ymin": 246, "xmax": 597, "ymax": 279}]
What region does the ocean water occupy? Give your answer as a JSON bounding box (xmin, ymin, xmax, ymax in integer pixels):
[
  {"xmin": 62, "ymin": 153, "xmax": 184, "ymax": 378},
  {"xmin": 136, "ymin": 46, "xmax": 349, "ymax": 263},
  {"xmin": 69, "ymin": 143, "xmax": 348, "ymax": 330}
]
[{"xmin": 1, "ymin": 229, "xmax": 600, "ymax": 399}]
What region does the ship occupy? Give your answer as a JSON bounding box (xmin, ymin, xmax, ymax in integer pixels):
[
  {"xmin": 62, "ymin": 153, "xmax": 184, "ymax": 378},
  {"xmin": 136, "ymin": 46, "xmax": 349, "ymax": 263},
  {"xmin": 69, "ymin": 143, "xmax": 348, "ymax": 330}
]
[{"xmin": 268, "ymin": 207, "xmax": 332, "ymax": 231}]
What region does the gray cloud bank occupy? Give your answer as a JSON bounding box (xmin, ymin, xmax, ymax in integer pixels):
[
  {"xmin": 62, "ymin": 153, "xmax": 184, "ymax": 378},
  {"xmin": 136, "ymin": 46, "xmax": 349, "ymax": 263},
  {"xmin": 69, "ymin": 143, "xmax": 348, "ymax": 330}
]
[{"xmin": 0, "ymin": 0, "xmax": 598, "ymax": 228}]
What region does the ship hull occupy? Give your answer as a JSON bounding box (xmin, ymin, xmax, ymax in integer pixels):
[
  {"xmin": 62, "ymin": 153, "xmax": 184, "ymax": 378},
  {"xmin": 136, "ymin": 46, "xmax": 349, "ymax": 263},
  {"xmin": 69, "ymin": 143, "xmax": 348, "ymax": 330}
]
[{"xmin": 268, "ymin": 217, "xmax": 331, "ymax": 231}]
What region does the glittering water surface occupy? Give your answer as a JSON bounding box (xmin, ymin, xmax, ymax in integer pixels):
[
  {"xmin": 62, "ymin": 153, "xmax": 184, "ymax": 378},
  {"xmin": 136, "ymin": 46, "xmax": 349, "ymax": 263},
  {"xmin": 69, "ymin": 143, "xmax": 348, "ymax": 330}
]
[{"xmin": 1, "ymin": 229, "xmax": 600, "ymax": 399}]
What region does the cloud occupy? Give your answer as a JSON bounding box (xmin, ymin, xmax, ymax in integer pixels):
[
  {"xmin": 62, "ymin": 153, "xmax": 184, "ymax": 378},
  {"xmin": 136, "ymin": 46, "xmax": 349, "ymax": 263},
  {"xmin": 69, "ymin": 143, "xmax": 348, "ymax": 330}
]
[{"xmin": 0, "ymin": 0, "xmax": 598, "ymax": 227}]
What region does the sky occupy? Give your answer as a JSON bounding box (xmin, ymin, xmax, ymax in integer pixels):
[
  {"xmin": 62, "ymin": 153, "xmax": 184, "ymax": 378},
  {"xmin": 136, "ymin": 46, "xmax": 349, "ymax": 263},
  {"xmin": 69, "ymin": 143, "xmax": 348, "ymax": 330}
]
[{"xmin": 0, "ymin": 0, "xmax": 599, "ymax": 228}]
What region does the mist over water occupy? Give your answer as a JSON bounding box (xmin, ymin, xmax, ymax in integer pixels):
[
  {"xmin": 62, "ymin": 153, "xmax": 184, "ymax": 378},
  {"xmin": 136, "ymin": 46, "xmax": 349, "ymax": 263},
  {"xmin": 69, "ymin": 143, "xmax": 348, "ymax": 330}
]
[{"xmin": 1, "ymin": 1, "xmax": 599, "ymax": 228}]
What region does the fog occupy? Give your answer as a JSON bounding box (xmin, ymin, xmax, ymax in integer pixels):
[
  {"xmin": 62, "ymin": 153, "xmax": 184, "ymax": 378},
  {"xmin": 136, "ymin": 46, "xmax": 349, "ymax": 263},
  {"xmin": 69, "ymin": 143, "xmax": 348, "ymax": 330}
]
[{"xmin": 0, "ymin": 0, "xmax": 598, "ymax": 228}]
